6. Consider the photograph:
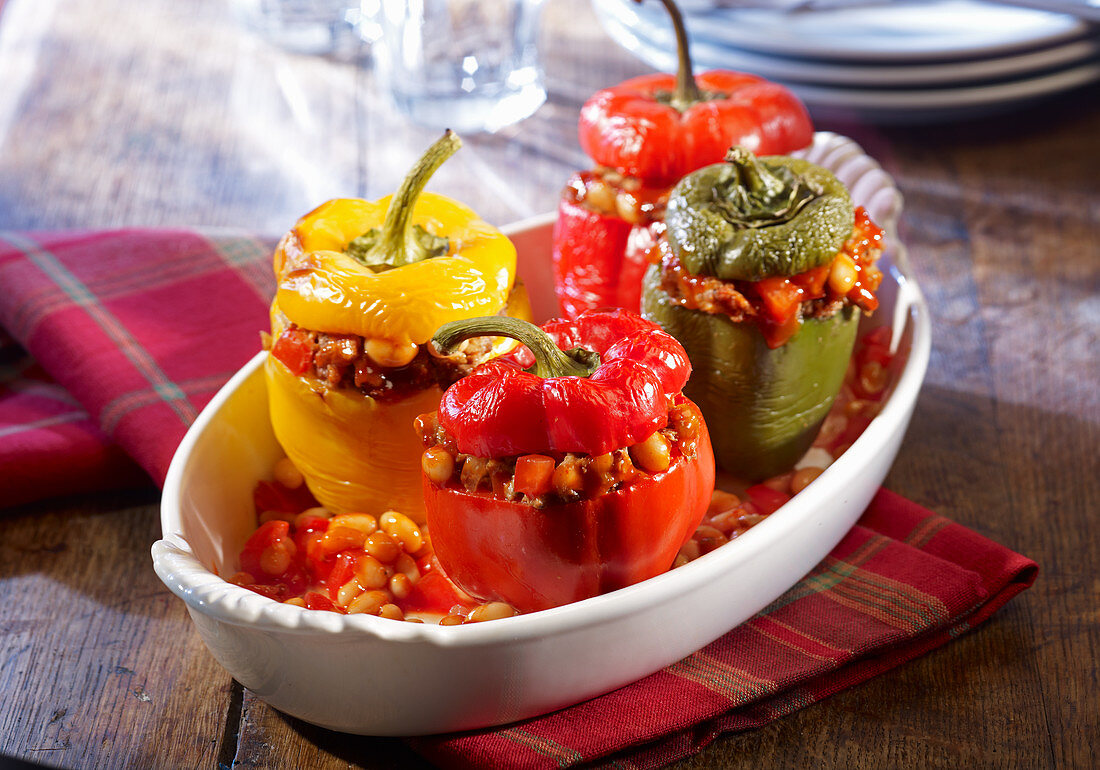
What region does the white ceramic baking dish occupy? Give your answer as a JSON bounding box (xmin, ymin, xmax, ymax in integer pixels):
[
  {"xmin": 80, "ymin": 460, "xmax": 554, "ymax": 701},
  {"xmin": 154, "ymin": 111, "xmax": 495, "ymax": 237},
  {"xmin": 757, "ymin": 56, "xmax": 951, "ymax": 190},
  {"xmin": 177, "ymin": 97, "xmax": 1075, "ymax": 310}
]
[{"xmin": 152, "ymin": 132, "xmax": 929, "ymax": 736}]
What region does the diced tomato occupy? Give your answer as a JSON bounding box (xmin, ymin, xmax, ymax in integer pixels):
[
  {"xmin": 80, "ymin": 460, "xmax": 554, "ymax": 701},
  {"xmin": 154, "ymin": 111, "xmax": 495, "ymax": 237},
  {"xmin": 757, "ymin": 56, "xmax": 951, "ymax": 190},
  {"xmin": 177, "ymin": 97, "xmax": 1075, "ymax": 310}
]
[
  {"xmin": 239, "ymin": 520, "xmax": 289, "ymax": 577},
  {"xmin": 401, "ymin": 572, "xmax": 470, "ymax": 615},
  {"xmin": 792, "ymin": 265, "xmax": 829, "ymax": 298},
  {"xmin": 238, "ymin": 520, "xmax": 309, "ymax": 594},
  {"xmin": 327, "ymin": 551, "xmax": 359, "ymax": 601},
  {"xmin": 294, "ymin": 514, "xmax": 329, "ymax": 535},
  {"xmin": 253, "ymin": 479, "xmax": 319, "ymax": 515},
  {"xmin": 760, "ymin": 308, "xmax": 802, "ymax": 349},
  {"xmin": 745, "ymin": 484, "xmax": 791, "ymax": 515},
  {"xmin": 755, "ymin": 277, "xmax": 804, "ymax": 324},
  {"xmin": 849, "ymin": 285, "xmax": 879, "ymax": 313},
  {"xmin": 513, "ymin": 454, "xmax": 556, "ymax": 497},
  {"xmin": 271, "ymin": 328, "xmax": 314, "ymax": 375},
  {"xmin": 303, "ymin": 592, "xmax": 341, "ymax": 613}
]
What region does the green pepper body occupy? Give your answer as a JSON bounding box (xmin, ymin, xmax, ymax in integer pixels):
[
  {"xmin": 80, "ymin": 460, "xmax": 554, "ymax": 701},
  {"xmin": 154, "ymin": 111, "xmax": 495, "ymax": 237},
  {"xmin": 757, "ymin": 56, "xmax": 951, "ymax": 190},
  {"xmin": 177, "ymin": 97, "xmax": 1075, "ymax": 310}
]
[{"xmin": 642, "ymin": 265, "xmax": 858, "ymax": 481}]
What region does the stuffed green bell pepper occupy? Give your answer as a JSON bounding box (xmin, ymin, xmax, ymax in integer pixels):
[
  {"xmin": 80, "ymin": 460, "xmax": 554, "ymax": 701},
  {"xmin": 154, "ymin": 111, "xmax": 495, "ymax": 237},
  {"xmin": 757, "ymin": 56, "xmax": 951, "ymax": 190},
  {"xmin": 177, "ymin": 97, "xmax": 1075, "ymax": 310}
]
[{"xmin": 641, "ymin": 147, "xmax": 885, "ymax": 481}]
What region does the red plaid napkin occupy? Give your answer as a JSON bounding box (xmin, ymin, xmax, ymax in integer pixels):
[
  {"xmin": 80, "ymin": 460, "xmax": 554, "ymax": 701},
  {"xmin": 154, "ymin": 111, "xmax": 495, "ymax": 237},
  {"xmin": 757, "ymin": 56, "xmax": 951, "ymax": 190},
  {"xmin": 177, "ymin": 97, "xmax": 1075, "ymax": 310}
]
[
  {"xmin": 0, "ymin": 331, "xmax": 147, "ymax": 506},
  {"xmin": 0, "ymin": 230, "xmax": 275, "ymax": 503},
  {"xmin": 411, "ymin": 489, "xmax": 1037, "ymax": 768},
  {"xmin": 0, "ymin": 230, "xmax": 1037, "ymax": 768}
]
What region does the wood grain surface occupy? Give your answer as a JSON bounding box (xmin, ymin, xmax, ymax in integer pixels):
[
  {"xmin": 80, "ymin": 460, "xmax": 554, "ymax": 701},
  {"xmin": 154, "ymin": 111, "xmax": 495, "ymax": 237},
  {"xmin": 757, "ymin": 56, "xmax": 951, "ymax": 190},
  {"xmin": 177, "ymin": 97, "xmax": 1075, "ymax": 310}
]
[{"xmin": 0, "ymin": 0, "xmax": 1097, "ymax": 768}]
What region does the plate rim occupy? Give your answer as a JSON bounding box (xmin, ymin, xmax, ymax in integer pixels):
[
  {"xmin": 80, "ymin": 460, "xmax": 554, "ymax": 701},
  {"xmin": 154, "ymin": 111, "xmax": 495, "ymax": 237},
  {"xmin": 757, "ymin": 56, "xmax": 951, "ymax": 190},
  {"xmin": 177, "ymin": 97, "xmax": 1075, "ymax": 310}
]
[
  {"xmin": 594, "ymin": 0, "xmax": 1092, "ymax": 63},
  {"xmin": 605, "ymin": 11, "xmax": 1100, "ymax": 87}
]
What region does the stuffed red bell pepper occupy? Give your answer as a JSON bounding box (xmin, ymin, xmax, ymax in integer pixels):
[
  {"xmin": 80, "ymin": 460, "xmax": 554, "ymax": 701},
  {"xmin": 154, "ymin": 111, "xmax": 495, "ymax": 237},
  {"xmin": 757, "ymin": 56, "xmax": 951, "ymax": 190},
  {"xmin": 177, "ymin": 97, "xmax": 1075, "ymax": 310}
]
[
  {"xmin": 553, "ymin": 0, "xmax": 814, "ymax": 318},
  {"xmin": 415, "ymin": 309, "xmax": 715, "ymax": 613}
]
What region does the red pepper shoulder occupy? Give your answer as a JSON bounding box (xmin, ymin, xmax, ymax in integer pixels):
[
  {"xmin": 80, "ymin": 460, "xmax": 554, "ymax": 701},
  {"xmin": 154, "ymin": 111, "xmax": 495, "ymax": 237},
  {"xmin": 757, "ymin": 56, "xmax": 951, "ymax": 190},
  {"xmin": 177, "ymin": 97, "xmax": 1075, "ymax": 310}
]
[{"xmin": 438, "ymin": 311, "xmax": 691, "ymax": 458}]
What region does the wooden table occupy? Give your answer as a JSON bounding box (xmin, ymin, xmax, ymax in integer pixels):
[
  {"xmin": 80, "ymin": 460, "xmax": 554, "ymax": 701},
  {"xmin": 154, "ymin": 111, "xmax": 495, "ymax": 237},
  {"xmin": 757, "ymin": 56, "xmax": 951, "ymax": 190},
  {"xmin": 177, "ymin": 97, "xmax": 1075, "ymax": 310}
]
[{"xmin": 0, "ymin": 0, "xmax": 1096, "ymax": 767}]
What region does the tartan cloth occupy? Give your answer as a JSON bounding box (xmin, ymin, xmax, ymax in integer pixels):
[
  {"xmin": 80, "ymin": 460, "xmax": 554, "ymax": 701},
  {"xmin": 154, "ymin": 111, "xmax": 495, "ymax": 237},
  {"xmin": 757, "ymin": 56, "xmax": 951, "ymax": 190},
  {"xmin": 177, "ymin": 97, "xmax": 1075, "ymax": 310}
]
[
  {"xmin": 0, "ymin": 229, "xmax": 275, "ymax": 502},
  {"xmin": 0, "ymin": 331, "xmax": 147, "ymax": 506},
  {"xmin": 411, "ymin": 489, "xmax": 1037, "ymax": 769},
  {"xmin": 0, "ymin": 230, "xmax": 1037, "ymax": 767}
]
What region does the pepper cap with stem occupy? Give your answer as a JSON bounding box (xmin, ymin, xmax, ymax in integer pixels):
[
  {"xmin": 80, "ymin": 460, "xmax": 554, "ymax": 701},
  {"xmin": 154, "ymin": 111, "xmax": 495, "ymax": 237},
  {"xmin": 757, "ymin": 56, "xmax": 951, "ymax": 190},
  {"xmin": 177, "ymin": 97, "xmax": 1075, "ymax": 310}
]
[
  {"xmin": 271, "ymin": 130, "xmax": 518, "ymax": 345},
  {"xmin": 345, "ymin": 130, "xmax": 461, "ymax": 270},
  {"xmin": 433, "ymin": 316, "xmax": 601, "ymax": 379},
  {"xmin": 641, "ymin": 0, "xmax": 703, "ymax": 111},
  {"xmin": 433, "ymin": 309, "xmax": 692, "ymax": 458},
  {"xmin": 665, "ymin": 146, "xmax": 854, "ymax": 282}
]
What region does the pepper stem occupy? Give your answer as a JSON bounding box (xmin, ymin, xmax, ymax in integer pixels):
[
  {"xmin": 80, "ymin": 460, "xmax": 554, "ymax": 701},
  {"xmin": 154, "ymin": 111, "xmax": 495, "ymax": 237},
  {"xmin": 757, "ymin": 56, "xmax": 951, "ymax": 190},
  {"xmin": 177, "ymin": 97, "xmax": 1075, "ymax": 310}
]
[
  {"xmin": 640, "ymin": 0, "xmax": 701, "ymax": 111},
  {"xmin": 432, "ymin": 317, "xmax": 601, "ymax": 379},
  {"xmin": 726, "ymin": 146, "xmax": 783, "ymax": 198},
  {"xmin": 346, "ymin": 130, "xmax": 461, "ymax": 269}
]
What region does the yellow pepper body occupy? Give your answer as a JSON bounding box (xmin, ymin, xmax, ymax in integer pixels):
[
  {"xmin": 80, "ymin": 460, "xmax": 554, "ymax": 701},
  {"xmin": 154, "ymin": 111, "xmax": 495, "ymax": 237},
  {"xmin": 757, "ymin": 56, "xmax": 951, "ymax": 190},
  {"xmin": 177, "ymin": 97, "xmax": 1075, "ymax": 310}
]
[
  {"xmin": 266, "ymin": 193, "xmax": 523, "ymax": 521},
  {"xmin": 266, "ymin": 354, "xmax": 443, "ymax": 518}
]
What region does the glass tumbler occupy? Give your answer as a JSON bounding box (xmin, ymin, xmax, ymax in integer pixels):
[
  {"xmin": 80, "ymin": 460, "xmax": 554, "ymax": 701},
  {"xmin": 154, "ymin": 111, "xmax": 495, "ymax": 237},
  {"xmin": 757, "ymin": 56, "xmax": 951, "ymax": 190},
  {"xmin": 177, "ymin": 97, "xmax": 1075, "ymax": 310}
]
[
  {"xmin": 232, "ymin": 0, "xmax": 359, "ymax": 56},
  {"xmin": 371, "ymin": 0, "xmax": 547, "ymax": 133}
]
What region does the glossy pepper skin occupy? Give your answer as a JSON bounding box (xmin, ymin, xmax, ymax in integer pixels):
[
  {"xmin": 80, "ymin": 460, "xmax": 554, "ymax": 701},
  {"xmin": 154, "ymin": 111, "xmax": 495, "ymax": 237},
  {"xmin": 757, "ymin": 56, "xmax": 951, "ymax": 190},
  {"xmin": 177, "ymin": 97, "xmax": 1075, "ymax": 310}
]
[
  {"xmin": 267, "ymin": 132, "xmax": 523, "ymax": 520},
  {"xmin": 425, "ymin": 310, "xmax": 715, "ymax": 612},
  {"xmin": 552, "ymin": 0, "xmax": 813, "ymax": 319},
  {"xmin": 642, "ymin": 148, "xmax": 861, "ymax": 481},
  {"xmin": 552, "ymin": 198, "xmax": 643, "ymax": 318},
  {"xmin": 424, "ymin": 395, "xmax": 713, "ymax": 612},
  {"xmin": 579, "ymin": 70, "xmax": 813, "ymax": 188},
  {"xmin": 274, "ymin": 194, "xmax": 517, "ymax": 345},
  {"xmin": 437, "ymin": 309, "xmax": 690, "ymax": 457},
  {"xmin": 643, "ymin": 269, "xmax": 858, "ymax": 480}
]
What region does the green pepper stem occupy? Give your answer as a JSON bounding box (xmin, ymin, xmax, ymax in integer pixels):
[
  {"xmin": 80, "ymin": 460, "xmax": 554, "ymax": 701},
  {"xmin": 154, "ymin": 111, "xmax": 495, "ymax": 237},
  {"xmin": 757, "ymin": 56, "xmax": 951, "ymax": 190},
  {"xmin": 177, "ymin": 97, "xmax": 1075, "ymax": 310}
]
[
  {"xmin": 726, "ymin": 146, "xmax": 778, "ymax": 197},
  {"xmin": 432, "ymin": 317, "xmax": 601, "ymax": 379},
  {"xmin": 641, "ymin": 0, "xmax": 701, "ymax": 111},
  {"xmin": 365, "ymin": 130, "xmax": 461, "ymax": 267}
]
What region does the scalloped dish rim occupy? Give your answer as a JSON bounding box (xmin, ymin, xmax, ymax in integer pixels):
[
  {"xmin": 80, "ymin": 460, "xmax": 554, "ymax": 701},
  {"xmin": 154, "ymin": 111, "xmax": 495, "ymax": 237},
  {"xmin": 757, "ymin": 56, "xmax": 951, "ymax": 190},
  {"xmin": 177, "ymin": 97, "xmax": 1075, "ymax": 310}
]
[{"xmin": 151, "ymin": 131, "xmax": 931, "ymax": 731}]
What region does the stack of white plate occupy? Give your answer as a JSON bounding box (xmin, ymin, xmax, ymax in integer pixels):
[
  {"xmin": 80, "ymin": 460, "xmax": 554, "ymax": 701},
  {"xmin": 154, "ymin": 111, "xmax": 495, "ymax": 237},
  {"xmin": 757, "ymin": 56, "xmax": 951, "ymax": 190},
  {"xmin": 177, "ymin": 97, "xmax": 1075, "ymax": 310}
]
[{"xmin": 592, "ymin": 0, "xmax": 1100, "ymax": 123}]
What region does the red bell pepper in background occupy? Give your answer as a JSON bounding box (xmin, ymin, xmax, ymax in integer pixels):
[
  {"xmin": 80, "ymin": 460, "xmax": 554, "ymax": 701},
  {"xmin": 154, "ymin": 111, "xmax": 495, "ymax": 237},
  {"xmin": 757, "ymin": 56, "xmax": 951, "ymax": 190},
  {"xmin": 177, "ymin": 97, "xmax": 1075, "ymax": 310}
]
[
  {"xmin": 579, "ymin": 67, "xmax": 813, "ymax": 188},
  {"xmin": 552, "ymin": 197, "xmax": 637, "ymax": 319},
  {"xmin": 552, "ymin": 0, "xmax": 814, "ymax": 319},
  {"xmin": 422, "ymin": 310, "xmax": 715, "ymax": 612}
]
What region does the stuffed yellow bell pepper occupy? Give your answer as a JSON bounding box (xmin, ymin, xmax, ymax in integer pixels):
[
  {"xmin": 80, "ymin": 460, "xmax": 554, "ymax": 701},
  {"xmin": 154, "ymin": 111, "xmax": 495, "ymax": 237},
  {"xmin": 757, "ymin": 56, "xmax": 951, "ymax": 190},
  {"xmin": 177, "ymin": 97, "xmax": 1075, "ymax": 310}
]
[{"xmin": 266, "ymin": 131, "xmax": 528, "ymax": 521}]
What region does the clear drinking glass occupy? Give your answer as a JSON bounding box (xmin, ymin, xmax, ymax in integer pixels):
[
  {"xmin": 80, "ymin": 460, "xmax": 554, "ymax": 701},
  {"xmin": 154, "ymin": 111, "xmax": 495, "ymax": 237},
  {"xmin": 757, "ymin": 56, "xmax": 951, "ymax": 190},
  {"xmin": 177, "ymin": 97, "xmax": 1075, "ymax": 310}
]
[
  {"xmin": 371, "ymin": 0, "xmax": 547, "ymax": 133},
  {"xmin": 232, "ymin": 0, "xmax": 360, "ymax": 56}
]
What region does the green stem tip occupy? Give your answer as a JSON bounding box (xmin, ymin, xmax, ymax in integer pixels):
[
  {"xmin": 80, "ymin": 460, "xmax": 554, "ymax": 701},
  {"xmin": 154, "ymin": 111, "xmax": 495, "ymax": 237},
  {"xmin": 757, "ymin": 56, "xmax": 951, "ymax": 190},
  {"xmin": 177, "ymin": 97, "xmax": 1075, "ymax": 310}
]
[
  {"xmin": 346, "ymin": 130, "xmax": 462, "ymax": 270},
  {"xmin": 432, "ymin": 316, "xmax": 601, "ymax": 379}
]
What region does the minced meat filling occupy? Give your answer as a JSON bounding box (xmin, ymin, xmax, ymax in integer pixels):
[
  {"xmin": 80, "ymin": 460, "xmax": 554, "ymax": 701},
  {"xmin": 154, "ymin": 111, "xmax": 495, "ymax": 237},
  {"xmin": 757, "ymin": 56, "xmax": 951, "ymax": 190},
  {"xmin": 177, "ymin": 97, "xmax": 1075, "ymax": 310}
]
[
  {"xmin": 301, "ymin": 330, "xmax": 494, "ymax": 401},
  {"xmin": 416, "ymin": 400, "xmax": 703, "ymax": 507},
  {"xmin": 655, "ymin": 206, "xmax": 884, "ymax": 325}
]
